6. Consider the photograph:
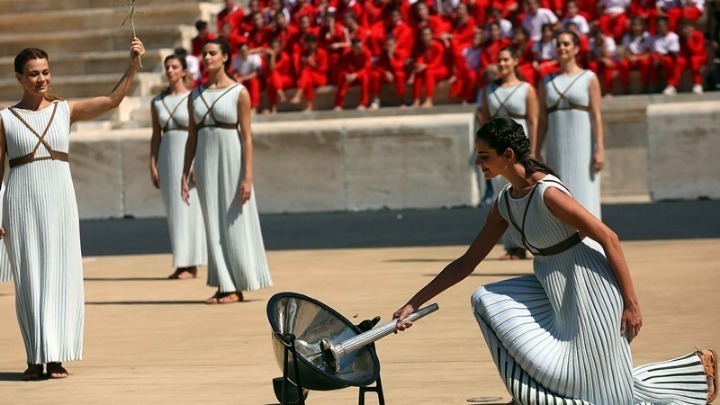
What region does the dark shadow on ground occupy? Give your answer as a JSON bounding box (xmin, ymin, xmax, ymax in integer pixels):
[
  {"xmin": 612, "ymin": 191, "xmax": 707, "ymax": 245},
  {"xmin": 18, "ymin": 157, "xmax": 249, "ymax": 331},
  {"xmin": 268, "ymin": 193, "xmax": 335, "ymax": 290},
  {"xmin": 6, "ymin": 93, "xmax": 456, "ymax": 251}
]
[
  {"xmin": 84, "ymin": 299, "xmax": 261, "ymax": 306},
  {"xmin": 79, "ymin": 200, "xmax": 720, "ymax": 256},
  {"xmin": 83, "ymin": 277, "xmax": 170, "ymax": 282}
]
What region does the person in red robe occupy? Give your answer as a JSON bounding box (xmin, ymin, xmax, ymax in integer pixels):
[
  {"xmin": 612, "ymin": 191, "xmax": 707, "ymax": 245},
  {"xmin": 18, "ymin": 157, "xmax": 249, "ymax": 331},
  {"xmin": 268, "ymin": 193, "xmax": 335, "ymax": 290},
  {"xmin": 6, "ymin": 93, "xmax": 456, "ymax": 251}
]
[
  {"xmin": 369, "ymin": 34, "xmax": 409, "ymax": 108},
  {"xmin": 216, "ymin": 0, "xmax": 245, "ymax": 35},
  {"xmin": 192, "ymin": 20, "xmax": 217, "ymax": 57},
  {"xmin": 671, "ymin": 18, "xmax": 707, "ymax": 94},
  {"xmin": 318, "ymin": 11, "xmax": 351, "ymax": 83},
  {"xmin": 289, "ymin": 34, "xmax": 329, "ymax": 111},
  {"xmin": 408, "ymin": 27, "xmax": 450, "ymax": 107},
  {"xmin": 265, "ymin": 38, "xmax": 294, "ymax": 113},
  {"xmin": 334, "ymin": 38, "xmax": 373, "ymax": 109}
]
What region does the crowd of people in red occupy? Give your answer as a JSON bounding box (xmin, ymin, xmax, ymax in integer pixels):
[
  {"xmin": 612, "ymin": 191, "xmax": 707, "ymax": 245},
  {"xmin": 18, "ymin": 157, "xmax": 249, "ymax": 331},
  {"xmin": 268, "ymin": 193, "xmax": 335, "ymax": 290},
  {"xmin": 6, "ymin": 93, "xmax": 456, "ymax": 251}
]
[{"xmin": 185, "ymin": 0, "xmax": 711, "ymax": 113}]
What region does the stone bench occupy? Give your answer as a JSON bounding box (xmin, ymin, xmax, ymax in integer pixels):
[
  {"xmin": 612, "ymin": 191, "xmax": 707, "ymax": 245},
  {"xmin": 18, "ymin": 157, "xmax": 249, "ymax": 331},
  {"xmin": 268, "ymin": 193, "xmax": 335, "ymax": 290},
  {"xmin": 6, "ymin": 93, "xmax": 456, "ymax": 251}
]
[
  {"xmin": 0, "ymin": 72, "xmax": 162, "ymax": 100},
  {"xmin": 0, "ymin": 0, "xmax": 211, "ymax": 13}
]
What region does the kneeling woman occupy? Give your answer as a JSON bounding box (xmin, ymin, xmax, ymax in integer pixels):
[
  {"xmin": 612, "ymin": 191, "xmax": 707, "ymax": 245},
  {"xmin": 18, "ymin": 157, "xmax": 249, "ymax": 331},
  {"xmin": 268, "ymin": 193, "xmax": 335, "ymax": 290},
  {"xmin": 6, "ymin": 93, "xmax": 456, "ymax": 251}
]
[
  {"xmin": 394, "ymin": 117, "xmax": 716, "ymax": 404},
  {"xmin": 0, "ymin": 39, "xmax": 145, "ymax": 380}
]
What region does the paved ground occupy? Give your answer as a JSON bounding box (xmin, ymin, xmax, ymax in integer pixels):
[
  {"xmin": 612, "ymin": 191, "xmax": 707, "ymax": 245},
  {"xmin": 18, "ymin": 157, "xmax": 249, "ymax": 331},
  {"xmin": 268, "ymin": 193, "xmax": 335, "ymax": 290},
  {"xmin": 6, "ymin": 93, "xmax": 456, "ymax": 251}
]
[{"xmin": 1, "ymin": 200, "xmax": 719, "ymax": 404}]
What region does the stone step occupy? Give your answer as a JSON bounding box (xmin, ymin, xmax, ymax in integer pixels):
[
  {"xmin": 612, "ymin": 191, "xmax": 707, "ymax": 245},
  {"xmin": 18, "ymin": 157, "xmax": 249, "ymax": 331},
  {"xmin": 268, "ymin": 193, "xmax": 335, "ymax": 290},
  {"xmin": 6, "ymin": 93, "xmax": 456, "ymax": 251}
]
[
  {"xmin": 0, "ymin": 25, "xmax": 194, "ymax": 59},
  {"xmin": 0, "ymin": 72, "xmax": 162, "ymax": 100},
  {"xmin": 0, "ymin": 0, "xmax": 213, "ymax": 14},
  {"xmin": 0, "ymin": 49, "xmax": 170, "ymax": 77},
  {"xmin": 0, "ymin": 4, "xmax": 206, "ymax": 35}
]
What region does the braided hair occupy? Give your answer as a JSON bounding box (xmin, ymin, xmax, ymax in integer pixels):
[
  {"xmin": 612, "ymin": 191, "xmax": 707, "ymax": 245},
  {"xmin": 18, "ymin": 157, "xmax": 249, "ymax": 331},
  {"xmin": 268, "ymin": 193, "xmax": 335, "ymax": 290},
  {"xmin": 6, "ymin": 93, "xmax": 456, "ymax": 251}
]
[{"xmin": 476, "ymin": 117, "xmax": 557, "ymax": 177}]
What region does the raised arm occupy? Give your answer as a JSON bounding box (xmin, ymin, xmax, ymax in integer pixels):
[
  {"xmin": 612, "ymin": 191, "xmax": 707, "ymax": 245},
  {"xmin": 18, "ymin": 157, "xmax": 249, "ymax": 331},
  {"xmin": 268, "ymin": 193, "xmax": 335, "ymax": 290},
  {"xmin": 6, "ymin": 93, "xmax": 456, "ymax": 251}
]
[
  {"xmin": 543, "ymin": 186, "xmax": 641, "ymax": 341},
  {"xmin": 535, "ymin": 81, "xmax": 548, "ymax": 160},
  {"xmin": 525, "ymin": 85, "xmax": 539, "ymax": 157},
  {"xmin": 149, "ymin": 100, "xmax": 161, "ymax": 189},
  {"xmin": 181, "ymin": 95, "xmax": 198, "ymax": 205},
  {"xmin": 394, "ymin": 200, "xmax": 508, "ymax": 327},
  {"xmin": 69, "ymin": 38, "xmax": 145, "ymax": 122},
  {"xmin": 237, "ymin": 89, "xmax": 254, "ymax": 204},
  {"xmin": 588, "ymin": 74, "xmax": 605, "ymax": 172}
]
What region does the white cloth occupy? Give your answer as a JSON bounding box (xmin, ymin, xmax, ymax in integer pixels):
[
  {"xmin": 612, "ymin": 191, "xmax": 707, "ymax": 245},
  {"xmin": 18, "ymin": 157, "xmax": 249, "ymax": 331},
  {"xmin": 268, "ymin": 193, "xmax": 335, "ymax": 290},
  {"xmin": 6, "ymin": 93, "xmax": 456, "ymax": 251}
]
[
  {"xmin": 186, "ymin": 55, "xmax": 201, "ymax": 82},
  {"xmin": 522, "ymin": 8, "xmax": 558, "ymax": 42},
  {"xmin": 0, "ymin": 101, "xmax": 83, "ymax": 364},
  {"xmin": 191, "ymin": 84, "xmax": 272, "ymax": 292},
  {"xmin": 543, "ymin": 71, "xmax": 601, "ymax": 219},
  {"xmin": 652, "ymin": 32, "xmax": 680, "ymax": 54},
  {"xmin": 153, "ymin": 92, "xmax": 208, "ymax": 268},
  {"xmin": 232, "ymin": 53, "xmax": 263, "ymax": 76},
  {"xmin": 622, "ymin": 32, "xmax": 651, "ymax": 54},
  {"xmin": 0, "ymin": 183, "xmax": 11, "ymax": 282},
  {"xmin": 472, "ymin": 175, "xmax": 708, "ymax": 404},
  {"xmin": 600, "ymin": 0, "xmax": 630, "ymax": 14},
  {"xmin": 656, "ymin": 0, "xmax": 703, "ymax": 11},
  {"xmin": 486, "ymin": 18, "xmax": 514, "ymax": 39},
  {"xmin": 531, "ymin": 39, "xmax": 557, "ymax": 61},
  {"xmin": 562, "ymin": 14, "xmax": 590, "ymax": 34}
]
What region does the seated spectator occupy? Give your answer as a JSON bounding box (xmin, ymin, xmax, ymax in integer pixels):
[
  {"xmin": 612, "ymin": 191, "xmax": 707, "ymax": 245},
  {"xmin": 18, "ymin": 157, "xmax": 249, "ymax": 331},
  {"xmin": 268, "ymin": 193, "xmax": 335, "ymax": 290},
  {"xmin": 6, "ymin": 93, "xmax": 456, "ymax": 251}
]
[
  {"xmin": 597, "ymin": 0, "xmax": 630, "ymax": 41},
  {"xmin": 268, "ymin": 11, "xmax": 298, "ymax": 50},
  {"xmin": 482, "ymin": 22, "xmax": 513, "ymax": 85},
  {"xmin": 588, "ymin": 27, "xmax": 620, "ymax": 95},
  {"xmin": 265, "ymin": 0, "xmax": 291, "ymax": 24},
  {"xmin": 175, "ymin": 47, "xmax": 202, "ymax": 86},
  {"xmin": 344, "ymin": 12, "xmax": 373, "ymax": 52},
  {"xmin": 486, "ymin": 7, "xmax": 514, "ymax": 39},
  {"xmin": 542, "ymin": 0, "xmax": 564, "ymax": 18},
  {"xmin": 334, "ymin": 38, "xmax": 373, "ymax": 110},
  {"xmin": 531, "ymin": 23, "xmax": 559, "ymax": 78},
  {"xmin": 241, "ymin": 0, "xmax": 265, "ymax": 34},
  {"xmin": 451, "ymin": 3, "xmax": 478, "ymax": 49},
  {"xmin": 410, "ymin": 1, "xmax": 449, "ymax": 41},
  {"xmin": 629, "ymin": 0, "xmax": 659, "ymax": 34},
  {"xmin": 217, "ymin": 0, "xmax": 245, "ymax": 34},
  {"xmin": 319, "ymin": 11, "xmax": 351, "ymax": 83},
  {"xmin": 618, "ymin": 16, "xmax": 652, "ymax": 92},
  {"xmin": 408, "ymin": 27, "xmax": 450, "ymax": 108},
  {"xmin": 382, "ymin": 8, "xmax": 414, "ymax": 60},
  {"xmin": 521, "ymin": 0, "xmax": 559, "ymax": 41},
  {"xmin": 489, "ymin": 0, "xmax": 520, "ymax": 22},
  {"xmin": 246, "ymin": 12, "xmax": 273, "ymax": 52},
  {"xmin": 657, "ymin": 0, "xmax": 704, "ymax": 32},
  {"xmin": 562, "ymin": 1, "xmax": 590, "ymax": 34},
  {"xmin": 334, "ymin": 0, "xmax": 365, "ymax": 25},
  {"xmin": 575, "ymin": 0, "xmax": 599, "ymax": 20},
  {"xmin": 291, "ymin": 0, "xmax": 317, "ymax": 27},
  {"xmin": 286, "ymin": 15, "xmax": 318, "ymax": 55},
  {"xmin": 231, "ymin": 42, "xmax": 263, "ymax": 113},
  {"xmin": 565, "ymin": 21, "xmax": 591, "ymax": 68},
  {"xmin": 456, "ymin": 29, "xmax": 484, "ymax": 102},
  {"xmin": 511, "ymin": 26, "xmax": 537, "ymax": 85},
  {"xmin": 219, "ymin": 21, "xmax": 246, "ymax": 56},
  {"xmin": 289, "ymin": 34, "xmax": 329, "ymax": 112},
  {"xmin": 364, "ymin": 0, "xmax": 390, "ymax": 30},
  {"xmin": 650, "ymin": 17, "xmax": 681, "ymax": 94},
  {"xmin": 192, "ymin": 20, "xmax": 217, "ymax": 57},
  {"xmin": 370, "ymin": 35, "xmax": 409, "ymax": 108},
  {"xmin": 674, "ymin": 18, "xmax": 707, "ymax": 94},
  {"xmin": 265, "ymin": 38, "xmax": 294, "ymax": 113}
]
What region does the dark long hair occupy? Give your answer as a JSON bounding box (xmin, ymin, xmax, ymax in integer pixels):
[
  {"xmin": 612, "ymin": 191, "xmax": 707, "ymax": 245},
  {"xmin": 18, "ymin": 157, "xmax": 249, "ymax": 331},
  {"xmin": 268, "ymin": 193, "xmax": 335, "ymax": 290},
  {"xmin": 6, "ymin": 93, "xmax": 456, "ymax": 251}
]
[
  {"xmin": 203, "ymin": 38, "xmax": 232, "ymax": 72},
  {"xmin": 163, "ymin": 54, "xmax": 189, "ymax": 93},
  {"xmin": 476, "ymin": 117, "xmax": 557, "ymax": 177},
  {"xmin": 14, "ymin": 47, "xmax": 62, "ymax": 101},
  {"xmin": 495, "ymin": 46, "xmax": 525, "ymax": 84}
]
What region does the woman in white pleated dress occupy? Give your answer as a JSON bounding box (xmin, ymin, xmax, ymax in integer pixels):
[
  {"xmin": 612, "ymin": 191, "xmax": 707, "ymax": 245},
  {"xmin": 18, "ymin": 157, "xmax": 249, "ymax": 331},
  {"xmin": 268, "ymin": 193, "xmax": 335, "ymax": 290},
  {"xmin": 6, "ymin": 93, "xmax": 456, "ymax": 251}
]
[
  {"xmin": 537, "ymin": 30, "xmax": 604, "ymax": 219},
  {"xmin": 0, "ymin": 39, "xmax": 145, "ymax": 380},
  {"xmin": 394, "ymin": 117, "xmax": 717, "ymax": 405},
  {"xmin": 477, "ymin": 46, "xmax": 538, "ymax": 260},
  {"xmin": 150, "ymin": 54, "xmax": 207, "ymax": 280},
  {"xmin": 182, "ymin": 38, "xmax": 272, "ymax": 304}
]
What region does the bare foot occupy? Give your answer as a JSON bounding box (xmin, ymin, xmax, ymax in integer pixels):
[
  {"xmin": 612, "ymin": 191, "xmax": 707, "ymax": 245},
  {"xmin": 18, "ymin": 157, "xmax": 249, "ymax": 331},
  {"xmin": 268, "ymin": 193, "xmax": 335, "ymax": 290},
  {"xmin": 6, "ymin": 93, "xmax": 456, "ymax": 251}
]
[
  {"xmin": 270, "ymin": 106, "xmax": 278, "ymax": 114},
  {"xmin": 356, "ymin": 105, "xmax": 366, "ymax": 111},
  {"xmin": 47, "ymin": 362, "xmax": 68, "ymax": 379},
  {"xmin": 499, "ymin": 251, "xmax": 515, "ymax": 261},
  {"xmin": 421, "ymin": 99, "xmax": 433, "ymax": 108},
  {"xmin": 277, "ymin": 90, "xmax": 287, "ymax": 103},
  {"xmin": 21, "ymin": 364, "xmax": 43, "ymax": 381},
  {"xmin": 447, "ymin": 75, "xmax": 457, "ymax": 84},
  {"xmin": 289, "ymin": 91, "xmax": 303, "ymax": 104},
  {"xmin": 217, "ymin": 291, "xmax": 244, "ymax": 304},
  {"xmin": 410, "ymin": 99, "xmax": 421, "ymax": 108},
  {"xmin": 333, "ymin": 106, "xmax": 343, "ymax": 111}
]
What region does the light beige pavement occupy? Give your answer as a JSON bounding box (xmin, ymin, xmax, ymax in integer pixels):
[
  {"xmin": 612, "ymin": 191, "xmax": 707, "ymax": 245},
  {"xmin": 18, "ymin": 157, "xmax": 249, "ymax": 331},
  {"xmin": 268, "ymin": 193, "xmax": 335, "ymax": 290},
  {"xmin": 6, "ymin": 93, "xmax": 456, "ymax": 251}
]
[{"xmin": 0, "ymin": 240, "xmax": 718, "ymax": 405}]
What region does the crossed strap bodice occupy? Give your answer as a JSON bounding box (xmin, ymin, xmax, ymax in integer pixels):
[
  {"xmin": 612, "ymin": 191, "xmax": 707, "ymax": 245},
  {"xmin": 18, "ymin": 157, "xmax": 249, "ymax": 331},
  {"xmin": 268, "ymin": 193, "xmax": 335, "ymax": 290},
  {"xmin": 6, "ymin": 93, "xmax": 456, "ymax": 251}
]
[
  {"xmin": 158, "ymin": 93, "xmax": 189, "ymax": 132},
  {"xmin": 7, "ymin": 102, "xmax": 68, "ymax": 168},
  {"xmin": 487, "ymin": 83, "xmax": 527, "ymax": 120},
  {"xmin": 195, "ymin": 84, "xmax": 239, "ymax": 130},
  {"xmin": 547, "ymin": 71, "xmax": 590, "ymax": 114}
]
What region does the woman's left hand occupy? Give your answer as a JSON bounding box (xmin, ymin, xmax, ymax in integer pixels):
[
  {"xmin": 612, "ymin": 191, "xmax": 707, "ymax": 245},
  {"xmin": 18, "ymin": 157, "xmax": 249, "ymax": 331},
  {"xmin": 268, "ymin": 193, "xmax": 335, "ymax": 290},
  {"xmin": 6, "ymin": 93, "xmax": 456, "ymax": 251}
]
[
  {"xmin": 621, "ymin": 300, "xmax": 643, "ymax": 343},
  {"xmin": 238, "ymin": 178, "xmax": 252, "ymax": 204},
  {"xmin": 592, "ymin": 148, "xmax": 605, "ymax": 172},
  {"xmin": 130, "ymin": 37, "xmax": 145, "ymax": 64},
  {"xmin": 0, "ymin": 227, "xmax": 5, "ymax": 239}
]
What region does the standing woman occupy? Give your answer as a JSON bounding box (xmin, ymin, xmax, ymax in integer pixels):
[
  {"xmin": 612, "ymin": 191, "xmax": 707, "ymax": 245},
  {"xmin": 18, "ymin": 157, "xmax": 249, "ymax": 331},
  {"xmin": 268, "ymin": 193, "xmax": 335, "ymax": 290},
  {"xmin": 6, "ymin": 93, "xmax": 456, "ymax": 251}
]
[
  {"xmin": 0, "ymin": 38, "xmax": 145, "ymax": 380},
  {"xmin": 182, "ymin": 38, "xmax": 272, "ymax": 304},
  {"xmin": 150, "ymin": 54, "xmax": 207, "ymax": 280},
  {"xmin": 537, "ymin": 30, "xmax": 604, "ymax": 219},
  {"xmin": 477, "ymin": 46, "xmax": 538, "ymax": 260}
]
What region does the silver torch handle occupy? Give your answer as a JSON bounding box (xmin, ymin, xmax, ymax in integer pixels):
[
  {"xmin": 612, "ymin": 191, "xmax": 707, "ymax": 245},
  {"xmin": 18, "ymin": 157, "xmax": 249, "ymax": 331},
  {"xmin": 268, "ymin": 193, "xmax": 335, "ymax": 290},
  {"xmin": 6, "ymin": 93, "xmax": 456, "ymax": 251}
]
[{"xmin": 331, "ymin": 303, "xmax": 439, "ymax": 360}]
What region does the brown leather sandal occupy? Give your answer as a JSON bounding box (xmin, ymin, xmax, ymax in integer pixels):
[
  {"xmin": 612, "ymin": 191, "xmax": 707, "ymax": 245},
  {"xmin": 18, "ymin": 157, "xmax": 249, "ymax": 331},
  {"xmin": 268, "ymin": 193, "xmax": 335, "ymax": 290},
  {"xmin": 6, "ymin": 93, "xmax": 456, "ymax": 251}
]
[
  {"xmin": 21, "ymin": 364, "xmax": 43, "ymax": 381},
  {"xmin": 698, "ymin": 349, "xmax": 717, "ymax": 403},
  {"xmin": 47, "ymin": 362, "xmax": 69, "ymax": 379}
]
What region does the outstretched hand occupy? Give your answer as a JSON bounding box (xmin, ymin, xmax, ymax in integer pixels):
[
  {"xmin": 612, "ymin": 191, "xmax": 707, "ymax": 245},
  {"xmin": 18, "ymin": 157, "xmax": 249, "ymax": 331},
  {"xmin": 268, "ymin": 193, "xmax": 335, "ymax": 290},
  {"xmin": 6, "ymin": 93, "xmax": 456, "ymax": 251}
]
[
  {"xmin": 392, "ymin": 304, "xmax": 416, "ymax": 332},
  {"xmin": 621, "ymin": 301, "xmax": 642, "ymax": 343}
]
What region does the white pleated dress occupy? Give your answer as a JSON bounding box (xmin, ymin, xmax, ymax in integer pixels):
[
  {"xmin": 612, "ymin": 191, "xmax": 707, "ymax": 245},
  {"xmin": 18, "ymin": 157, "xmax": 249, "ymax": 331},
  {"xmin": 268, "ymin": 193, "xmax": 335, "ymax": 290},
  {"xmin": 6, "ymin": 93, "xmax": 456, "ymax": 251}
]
[
  {"xmin": 544, "ymin": 70, "xmax": 601, "ymax": 219},
  {"xmin": 153, "ymin": 92, "xmax": 207, "ymax": 268},
  {"xmin": 471, "ymin": 175, "xmax": 707, "ymax": 404},
  {"xmin": 191, "ymin": 84, "xmax": 272, "ymax": 293},
  {"xmin": 0, "ymin": 183, "xmax": 12, "ymax": 282},
  {"xmin": 482, "ymin": 81, "xmax": 531, "ymax": 252},
  {"xmin": 0, "ymin": 101, "xmax": 84, "ymax": 364}
]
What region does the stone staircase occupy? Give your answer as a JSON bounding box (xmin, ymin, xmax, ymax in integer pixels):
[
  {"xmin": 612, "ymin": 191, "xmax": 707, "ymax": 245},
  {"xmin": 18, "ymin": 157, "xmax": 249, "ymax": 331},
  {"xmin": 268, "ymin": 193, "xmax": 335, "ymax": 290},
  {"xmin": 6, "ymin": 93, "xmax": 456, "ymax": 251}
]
[{"xmin": 0, "ymin": 0, "xmax": 223, "ymax": 128}]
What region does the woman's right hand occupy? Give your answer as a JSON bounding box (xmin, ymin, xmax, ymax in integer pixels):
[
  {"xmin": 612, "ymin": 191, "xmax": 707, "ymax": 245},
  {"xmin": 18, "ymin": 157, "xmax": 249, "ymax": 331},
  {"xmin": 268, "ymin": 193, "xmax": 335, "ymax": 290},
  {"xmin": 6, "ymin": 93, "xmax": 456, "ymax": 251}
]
[
  {"xmin": 150, "ymin": 165, "xmax": 159, "ymax": 189},
  {"xmin": 392, "ymin": 304, "xmax": 417, "ymax": 332},
  {"xmin": 181, "ymin": 176, "xmax": 191, "ymax": 205}
]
